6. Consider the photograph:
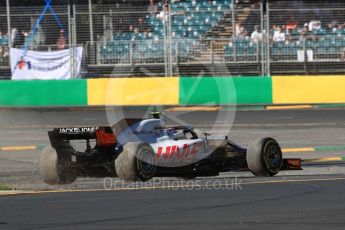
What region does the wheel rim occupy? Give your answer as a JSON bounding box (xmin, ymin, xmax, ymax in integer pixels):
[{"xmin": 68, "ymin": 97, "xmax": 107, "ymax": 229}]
[
  {"xmin": 266, "ymin": 144, "xmax": 282, "ymax": 169},
  {"xmin": 139, "ymin": 150, "xmax": 154, "ymax": 175}
]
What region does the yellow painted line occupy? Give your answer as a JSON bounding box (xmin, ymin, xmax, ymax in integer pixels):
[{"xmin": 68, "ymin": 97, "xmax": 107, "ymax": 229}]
[
  {"xmin": 303, "ymin": 157, "xmax": 343, "ymax": 163},
  {"xmin": 0, "ymin": 146, "xmax": 37, "ymax": 151},
  {"xmin": 87, "ymin": 78, "xmax": 179, "ymax": 106},
  {"xmin": 282, "ymin": 147, "xmax": 315, "ymax": 153},
  {"xmin": 266, "ymin": 105, "xmax": 314, "ymax": 110},
  {"xmin": 166, "ymin": 106, "xmax": 223, "ymax": 112},
  {"xmin": 243, "ymin": 177, "xmax": 345, "ymax": 185},
  {"xmin": 2, "ymin": 177, "xmax": 345, "ymax": 197},
  {"xmin": 273, "ymin": 76, "xmax": 345, "ymax": 104}
]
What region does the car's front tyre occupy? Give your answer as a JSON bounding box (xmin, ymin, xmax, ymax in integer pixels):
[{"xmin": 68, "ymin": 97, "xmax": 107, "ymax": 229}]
[{"xmin": 246, "ymin": 137, "xmax": 283, "ymax": 177}]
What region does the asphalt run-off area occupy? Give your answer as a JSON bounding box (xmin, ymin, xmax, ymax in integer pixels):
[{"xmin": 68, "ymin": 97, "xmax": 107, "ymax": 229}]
[{"xmin": 1, "ymin": 107, "xmax": 345, "ymax": 230}]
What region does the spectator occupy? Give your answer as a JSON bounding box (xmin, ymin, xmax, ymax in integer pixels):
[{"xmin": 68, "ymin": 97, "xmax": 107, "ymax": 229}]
[
  {"xmin": 143, "ymin": 29, "xmax": 152, "ymax": 40},
  {"xmin": 30, "ymin": 25, "xmax": 45, "ymax": 48},
  {"xmin": 56, "ymin": 30, "xmax": 66, "ymax": 50},
  {"xmin": 235, "ymin": 23, "xmax": 247, "ymax": 39},
  {"xmin": 286, "ymin": 18, "xmax": 298, "ymax": 30},
  {"xmin": 308, "ymin": 20, "xmax": 321, "ymax": 32},
  {"xmin": 13, "ymin": 30, "xmax": 26, "ymax": 47},
  {"xmin": 336, "ymin": 24, "xmax": 344, "ymax": 33},
  {"xmin": 129, "ymin": 25, "xmax": 134, "ymax": 32},
  {"xmin": 11, "ymin": 28, "xmax": 17, "ymax": 45},
  {"xmin": 299, "ymin": 23, "xmax": 309, "ymax": 41},
  {"xmin": 328, "ymin": 22, "xmax": 337, "ymax": 34},
  {"xmin": 148, "ymin": 0, "xmax": 158, "ymax": 15},
  {"xmin": 0, "ymin": 46, "xmax": 4, "ymax": 66},
  {"xmin": 341, "ymin": 48, "xmax": 345, "ymax": 61},
  {"xmin": 273, "ymin": 26, "xmax": 285, "ymax": 42},
  {"xmin": 0, "ymin": 46, "xmax": 9, "ymax": 66},
  {"xmin": 2, "ymin": 46, "xmax": 9, "ymax": 57},
  {"xmin": 138, "ymin": 17, "xmax": 145, "ymax": 28},
  {"xmin": 285, "ymin": 29, "xmax": 293, "ymax": 44},
  {"xmin": 0, "ymin": 32, "xmax": 7, "ymax": 46},
  {"xmin": 157, "ymin": 0, "xmax": 168, "ymax": 22},
  {"xmin": 251, "ymin": 25, "xmax": 262, "ymax": 44}
]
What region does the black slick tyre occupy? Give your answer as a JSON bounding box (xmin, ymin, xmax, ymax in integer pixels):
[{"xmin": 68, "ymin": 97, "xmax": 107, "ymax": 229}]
[
  {"xmin": 246, "ymin": 138, "xmax": 283, "ymax": 176},
  {"xmin": 38, "ymin": 146, "xmax": 77, "ymax": 185},
  {"xmin": 115, "ymin": 142, "xmax": 156, "ymax": 181}
]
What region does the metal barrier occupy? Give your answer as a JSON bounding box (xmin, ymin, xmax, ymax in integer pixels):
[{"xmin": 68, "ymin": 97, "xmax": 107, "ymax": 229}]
[{"xmin": 1, "ymin": 0, "xmax": 345, "ymax": 78}]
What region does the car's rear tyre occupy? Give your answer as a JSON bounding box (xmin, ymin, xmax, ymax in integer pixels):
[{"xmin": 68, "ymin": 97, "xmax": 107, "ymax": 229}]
[
  {"xmin": 38, "ymin": 146, "xmax": 77, "ymax": 185},
  {"xmin": 115, "ymin": 143, "xmax": 156, "ymax": 181},
  {"xmin": 246, "ymin": 138, "xmax": 283, "ymax": 177}
]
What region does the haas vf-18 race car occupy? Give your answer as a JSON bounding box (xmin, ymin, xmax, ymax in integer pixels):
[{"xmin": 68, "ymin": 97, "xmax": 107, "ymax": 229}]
[{"xmin": 38, "ymin": 114, "xmax": 302, "ymax": 184}]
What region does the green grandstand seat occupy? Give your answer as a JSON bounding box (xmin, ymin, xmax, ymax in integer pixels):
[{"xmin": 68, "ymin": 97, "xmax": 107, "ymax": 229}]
[
  {"xmin": 224, "ymin": 45, "xmax": 233, "ymax": 57},
  {"xmin": 100, "ymin": 46, "xmax": 108, "ymax": 58},
  {"xmin": 277, "ymin": 42, "xmax": 285, "ymax": 49},
  {"xmin": 327, "ymin": 38, "xmax": 339, "ymax": 53},
  {"xmin": 247, "ymin": 44, "xmax": 257, "ymax": 55},
  {"xmin": 315, "ymin": 28, "xmax": 326, "ymax": 36},
  {"xmin": 233, "ymin": 39, "xmax": 246, "ymax": 55},
  {"xmin": 320, "ymin": 37, "xmax": 332, "ymax": 47},
  {"xmin": 271, "ymin": 46, "xmax": 280, "ymax": 55},
  {"xmin": 281, "ymin": 43, "xmax": 290, "ymax": 55},
  {"xmin": 287, "ymin": 42, "xmax": 298, "ymax": 55},
  {"xmin": 305, "ymin": 40, "xmax": 317, "ymax": 50},
  {"xmin": 0, "ymin": 36, "xmax": 8, "ymax": 45},
  {"xmin": 103, "ymin": 0, "xmax": 233, "ymax": 63},
  {"xmin": 317, "ymin": 39, "xmax": 329, "ymax": 54},
  {"xmin": 236, "ymin": 48, "xmax": 245, "ymax": 56},
  {"xmin": 291, "ymin": 29, "xmax": 300, "ymax": 36},
  {"xmin": 340, "ymin": 37, "xmax": 345, "ymax": 47},
  {"xmin": 335, "ymin": 38, "xmax": 343, "ymax": 47}
]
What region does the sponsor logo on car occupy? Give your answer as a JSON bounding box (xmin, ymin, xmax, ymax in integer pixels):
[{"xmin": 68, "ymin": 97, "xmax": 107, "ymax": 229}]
[
  {"xmin": 157, "ymin": 142, "xmax": 204, "ymax": 162},
  {"xmin": 58, "ymin": 127, "xmax": 100, "ymax": 134}
]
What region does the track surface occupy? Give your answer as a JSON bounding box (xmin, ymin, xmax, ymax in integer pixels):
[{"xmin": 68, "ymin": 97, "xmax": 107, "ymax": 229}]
[
  {"xmin": 1, "ymin": 108, "xmax": 345, "ymax": 229},
  {"xmin": 1, "ymin": 177, "xmax": 345, "ymax": 230}
]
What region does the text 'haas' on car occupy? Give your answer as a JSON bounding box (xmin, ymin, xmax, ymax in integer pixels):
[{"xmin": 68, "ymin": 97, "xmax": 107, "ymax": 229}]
[{"xmin": 38, "ymin": 113, "xmax": 302, "ymax": 185}]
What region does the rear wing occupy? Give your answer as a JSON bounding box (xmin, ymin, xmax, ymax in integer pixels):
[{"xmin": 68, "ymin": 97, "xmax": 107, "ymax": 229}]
[{"xmin": 48, "ymin": 127, "xmax": 115, "ymax": 148}]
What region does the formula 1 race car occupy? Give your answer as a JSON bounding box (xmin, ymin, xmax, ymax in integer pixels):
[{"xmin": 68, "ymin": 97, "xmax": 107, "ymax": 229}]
[{"xmin": 38, "ymin": 113, "xmax": 302, "ymax": 184}]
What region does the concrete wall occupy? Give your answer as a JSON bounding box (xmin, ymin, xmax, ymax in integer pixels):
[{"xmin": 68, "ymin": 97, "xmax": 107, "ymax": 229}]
[{"xmin": 0, "ymin": 76, "xmax": 344, "ymax": 107}]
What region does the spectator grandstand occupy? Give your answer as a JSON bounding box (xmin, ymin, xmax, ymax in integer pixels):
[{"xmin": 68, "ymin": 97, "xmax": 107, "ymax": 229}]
[
  {"xmin": 98, "ymin": 0, "xmax": 231, "ymax": 65},
  {"xmin": 1, "ymin": 0, "xmax": 345, "ymax": 78}
]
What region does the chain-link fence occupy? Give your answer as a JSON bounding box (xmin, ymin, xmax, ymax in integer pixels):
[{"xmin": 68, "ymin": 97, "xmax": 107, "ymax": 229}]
[
  {"xmin": 267, "ymin": 0, "xmax": 345, "ymax": 75},
  {"xmin": 0, "ymin": 5, "xmax": 71, "ymax": 79},
  {"xmin": 10, "ymin": 6, "xmax": 69, "ymax": 47},
  {"xmin": 78, "ymin": 1, "xmax": 264, "ymax": 77},
  {"xmin": 1, "ymin": 0, "xmax": 345, "ymax": 79},
  {"xmin": 0, "ymin": 7, "xmax": 9, "ymax": 72}
]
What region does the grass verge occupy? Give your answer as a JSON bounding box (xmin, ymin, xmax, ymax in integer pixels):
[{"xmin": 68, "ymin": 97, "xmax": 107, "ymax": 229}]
[{"xmin": 0, "ymin": 184, "xmax": 14, "ymax": 191}]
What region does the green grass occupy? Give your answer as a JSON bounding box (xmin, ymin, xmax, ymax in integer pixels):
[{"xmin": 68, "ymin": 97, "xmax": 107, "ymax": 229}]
[{"xmin": 0, "ymin": 184, "xmax": 14, "ymax": 191}]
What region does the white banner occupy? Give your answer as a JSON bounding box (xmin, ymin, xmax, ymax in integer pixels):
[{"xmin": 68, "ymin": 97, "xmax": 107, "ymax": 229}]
[{"xmin": 10, "ymin": 47, "xmax": 83, "ymax": 80}]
